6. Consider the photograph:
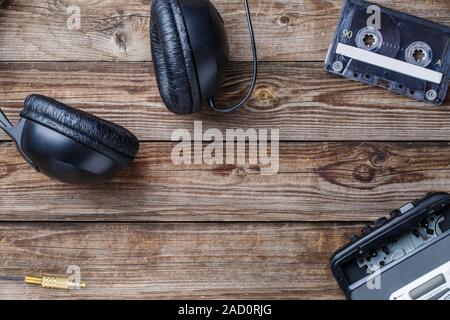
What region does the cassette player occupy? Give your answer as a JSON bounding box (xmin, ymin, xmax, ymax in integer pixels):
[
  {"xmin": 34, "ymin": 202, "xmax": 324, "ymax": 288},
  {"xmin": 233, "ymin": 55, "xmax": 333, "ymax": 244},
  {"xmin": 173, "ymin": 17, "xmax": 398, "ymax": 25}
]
[
  {"xmin": 325, "ymin": 0, "xmax": 450, "ymax": 104},
  {"xmin": 331, "ymin": 192, "xmax": 450, "ymax": 300}
]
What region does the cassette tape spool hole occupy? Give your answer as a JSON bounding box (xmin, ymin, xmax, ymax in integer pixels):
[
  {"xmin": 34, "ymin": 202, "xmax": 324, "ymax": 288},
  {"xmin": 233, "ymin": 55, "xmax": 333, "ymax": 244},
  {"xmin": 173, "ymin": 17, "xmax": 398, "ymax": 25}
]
[
  {"xmin": 405, "ymin": 42, "xmax": 433, "ymax": 67},
  {"xmin": 363, "ymin": 33, "xmax": 377, "ymax": 48},
  {"xmin": 356, "ymin": 27, "xmax": 383, "ymax": 51},
  {"xmin": 413, "ymin": 49, "xmax": 427, "ymax": 63}
]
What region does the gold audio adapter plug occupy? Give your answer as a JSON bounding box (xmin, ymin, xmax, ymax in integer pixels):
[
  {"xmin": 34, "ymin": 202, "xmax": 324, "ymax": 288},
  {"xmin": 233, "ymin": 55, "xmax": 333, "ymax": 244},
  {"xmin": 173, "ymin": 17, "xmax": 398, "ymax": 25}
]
[{"xmin": 25, "ymin": 275, "xmax": 86, "ymax": 290}]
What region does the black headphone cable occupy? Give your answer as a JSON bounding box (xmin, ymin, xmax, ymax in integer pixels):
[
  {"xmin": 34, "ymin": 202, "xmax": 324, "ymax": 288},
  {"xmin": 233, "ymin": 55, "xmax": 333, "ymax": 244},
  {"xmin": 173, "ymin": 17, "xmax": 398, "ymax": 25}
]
[
  {"xmin": 207, "ymin": 0, "xmax": 258, "ymax": 113},
  {"xmin": 0, "ymin": 275, "xmax": 23, "ymax": 282}
]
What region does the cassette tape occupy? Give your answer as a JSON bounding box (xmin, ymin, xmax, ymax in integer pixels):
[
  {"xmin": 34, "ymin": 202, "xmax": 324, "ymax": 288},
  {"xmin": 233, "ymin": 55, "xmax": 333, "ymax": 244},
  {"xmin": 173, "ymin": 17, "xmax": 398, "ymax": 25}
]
[{"xmin": 325, "ymin": 0, "xmax": 450, "ymax": 105}]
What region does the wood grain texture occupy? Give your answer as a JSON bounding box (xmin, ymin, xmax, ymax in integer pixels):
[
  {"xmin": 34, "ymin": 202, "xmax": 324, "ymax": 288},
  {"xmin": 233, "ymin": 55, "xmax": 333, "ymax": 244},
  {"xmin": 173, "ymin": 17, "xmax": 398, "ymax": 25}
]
[
  {"xmin": 0, "ymin": 222, "xmax": 359, "ymax": 299},
  {"xmin": 0, "ymin": 0, "xmax": 448, "ymax": 62},
  {"xmin": 1, "ymin": 62, "xmax": 449, "ymax": 142},
  {"xmin": 1, "ymin": 0, "xmax": 450, "ymax": 300},
  {"xmin": 1, "ymin": 141, "xmax": 449, "ymax": 222}
]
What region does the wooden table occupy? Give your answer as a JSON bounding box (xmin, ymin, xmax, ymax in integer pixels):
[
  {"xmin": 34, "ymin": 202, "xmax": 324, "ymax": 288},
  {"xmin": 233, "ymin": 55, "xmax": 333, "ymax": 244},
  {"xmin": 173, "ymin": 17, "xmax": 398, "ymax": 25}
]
[{"xmin": 0, "ymin": 0, "xmax": 449, "ymax": 300}]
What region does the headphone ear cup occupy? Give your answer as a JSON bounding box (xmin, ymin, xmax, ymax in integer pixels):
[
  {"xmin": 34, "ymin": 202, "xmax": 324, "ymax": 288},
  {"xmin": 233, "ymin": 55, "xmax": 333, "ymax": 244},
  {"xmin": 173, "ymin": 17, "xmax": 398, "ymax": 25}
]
[
  {"xmin": 20, "ymin": 95, "xmax": 139, "ymax": 159},
  {"xmin": 150, "ymin": 0, "xmax": 202, "ymax": 115}
]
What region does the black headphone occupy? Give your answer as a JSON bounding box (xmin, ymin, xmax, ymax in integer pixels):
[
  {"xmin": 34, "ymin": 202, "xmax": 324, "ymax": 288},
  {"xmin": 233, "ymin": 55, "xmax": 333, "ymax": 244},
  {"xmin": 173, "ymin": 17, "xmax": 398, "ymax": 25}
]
[
  {"xmin": 150, "ymin": 0, "xmax": 258, "ymax": 115},
  {"xmin": 0, "ymin": 0, "xmax": 257, "ymax": 184},
  {"xmin": 0, "ymin": 95, "xmax": 139, "ymax": 185}
]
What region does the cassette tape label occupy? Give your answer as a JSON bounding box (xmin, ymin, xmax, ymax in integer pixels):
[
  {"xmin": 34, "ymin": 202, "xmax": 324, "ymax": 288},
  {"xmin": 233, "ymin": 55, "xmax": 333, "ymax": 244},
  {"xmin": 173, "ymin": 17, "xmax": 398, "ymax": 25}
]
[
  {"xmin": 325, "ymin": 0, "xmax": 450, "ymax": 104},
  {"xmin": 336, "ymin": 43, "xmax": 443, "ymax": 84}
]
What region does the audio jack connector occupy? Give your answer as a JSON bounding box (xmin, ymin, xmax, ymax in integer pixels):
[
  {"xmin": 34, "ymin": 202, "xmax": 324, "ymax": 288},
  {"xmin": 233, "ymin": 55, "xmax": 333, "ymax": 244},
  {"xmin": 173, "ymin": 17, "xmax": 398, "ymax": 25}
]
[{"xmin": 25, "ymin": 275, "xmax": 86, "ymax": 290}]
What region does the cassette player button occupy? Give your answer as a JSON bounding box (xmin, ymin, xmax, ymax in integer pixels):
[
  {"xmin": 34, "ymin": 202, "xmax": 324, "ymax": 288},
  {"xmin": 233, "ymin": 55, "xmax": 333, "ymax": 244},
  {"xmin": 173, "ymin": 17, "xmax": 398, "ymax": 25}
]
[
  {"xmin": 399, "ymin": 203, "xmax": 415, "ymax": 214},
  {"xmin": 374, "ymin": 217, "xmax": 388, "ymax": 228},
  {"xmin": 431, "ymin": 201, "xmax": 448, "ymax": 213},
  {"xmin": 362, "ymin": 225, "xmax": 373, "ymax": 235},
  {"xmin": 390, "ymin": 209, "xmax": 401, "ymax": 218}
]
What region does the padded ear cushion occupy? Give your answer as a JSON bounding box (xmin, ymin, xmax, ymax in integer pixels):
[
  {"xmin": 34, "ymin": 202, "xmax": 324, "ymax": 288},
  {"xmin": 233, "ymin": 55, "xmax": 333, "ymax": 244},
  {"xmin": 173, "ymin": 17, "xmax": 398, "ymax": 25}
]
[
  {"xmin": 150, "ymin": 0, "xmax": 201, "ymax": 115},
  {"xmin": 20, "ymin": 95, "xmax": 140, "ymax": 158}
]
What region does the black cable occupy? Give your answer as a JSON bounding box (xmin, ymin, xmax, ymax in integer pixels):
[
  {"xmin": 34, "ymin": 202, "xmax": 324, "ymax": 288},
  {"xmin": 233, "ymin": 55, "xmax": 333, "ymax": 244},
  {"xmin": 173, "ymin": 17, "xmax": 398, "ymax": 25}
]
[
  {"xmin": 0, "ymin": 275, "xmax": 23, "ymax": 282},
  {"xmin": 208, "ymin": 0, "xmax": 258, "ymax": 113}
]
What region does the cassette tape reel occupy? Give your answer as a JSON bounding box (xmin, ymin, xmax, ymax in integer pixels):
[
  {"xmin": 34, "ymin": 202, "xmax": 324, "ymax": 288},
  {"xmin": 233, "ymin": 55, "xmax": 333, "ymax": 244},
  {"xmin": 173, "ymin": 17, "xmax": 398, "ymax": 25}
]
[{"xmin": 325, "ymin": 0, "xmax": 450, "ymax": 105}]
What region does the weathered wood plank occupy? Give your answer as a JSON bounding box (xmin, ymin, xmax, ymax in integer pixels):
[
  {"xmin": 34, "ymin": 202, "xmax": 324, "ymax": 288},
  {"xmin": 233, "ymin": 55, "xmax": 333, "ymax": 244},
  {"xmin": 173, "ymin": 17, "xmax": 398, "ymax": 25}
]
[
  {"xmin": 0, "ymin": 0, "xmax": 448, "ymax": 62},
  {"xmin": 1, "ymin": 141, "xmax": 449, "ymax": 222},
  {"xmin": 0, "ymin": 222, "xmax": 358, "ymax": 299},
  {"xmin": 1, "ymin": 62, "xmax": 449, "ymax": 142}
]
